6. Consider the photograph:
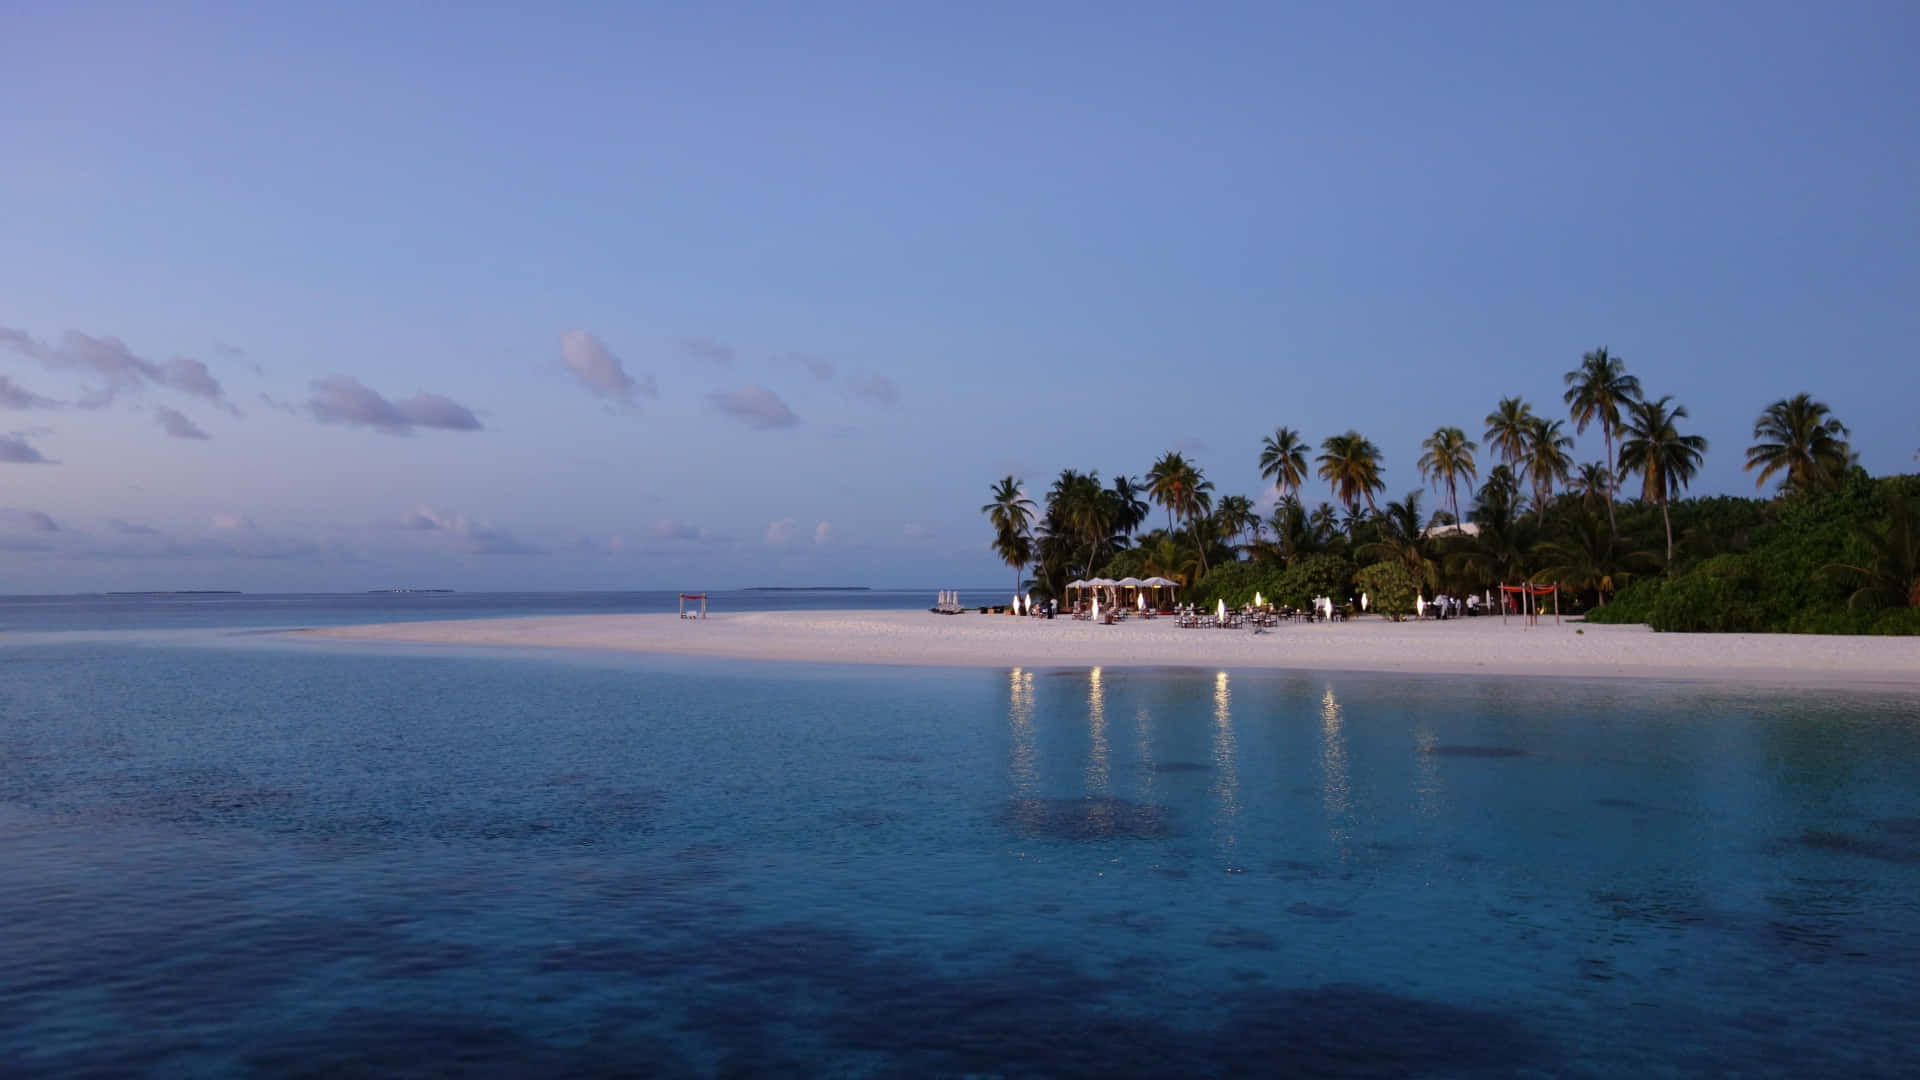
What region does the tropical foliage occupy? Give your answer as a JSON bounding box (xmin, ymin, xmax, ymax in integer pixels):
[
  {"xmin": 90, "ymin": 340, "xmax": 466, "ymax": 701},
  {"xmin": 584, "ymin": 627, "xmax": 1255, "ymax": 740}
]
[
  {"xmin": 989, "ymin": 362, "xmax": 1910, "ymax": 635},
  {"xmin": 1745, "ymin": 393, "xmax": 1853, "ymax": 495}
]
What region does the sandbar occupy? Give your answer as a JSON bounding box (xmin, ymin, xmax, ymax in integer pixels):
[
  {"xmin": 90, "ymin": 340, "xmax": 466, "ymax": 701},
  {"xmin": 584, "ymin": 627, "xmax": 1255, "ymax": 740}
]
[{"xmin": 299, "ymin": 610, "xmax": 1920, "ymax": 690}]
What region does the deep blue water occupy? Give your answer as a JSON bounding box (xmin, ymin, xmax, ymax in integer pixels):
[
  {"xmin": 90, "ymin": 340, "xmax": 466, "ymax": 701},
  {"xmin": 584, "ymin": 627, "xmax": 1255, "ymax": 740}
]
[
  {"xmin": 0, "ymin": 588, "xmax": 950, "ymax": 633},
  {"xmin": 2, "ymin": 597, "xmax": 1918, "ymax": 1077}
]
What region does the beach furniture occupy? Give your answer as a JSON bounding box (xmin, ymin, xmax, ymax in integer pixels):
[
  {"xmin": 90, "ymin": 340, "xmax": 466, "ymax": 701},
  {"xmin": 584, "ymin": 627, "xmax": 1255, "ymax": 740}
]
[{"xmin": 678, "ymin": 593, "xmax": 707, "ymax": 619}]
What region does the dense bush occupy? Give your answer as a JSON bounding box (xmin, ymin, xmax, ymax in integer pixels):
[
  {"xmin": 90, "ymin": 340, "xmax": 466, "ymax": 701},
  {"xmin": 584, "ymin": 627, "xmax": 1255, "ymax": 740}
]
[
  {"xmin": 1647, "ymin": 555, "xmax": 1764, "ymax": 632},
  {"xmin": 1184, "ymin": 562, "xmax": 1287, "ymax": 610},
  {"xmin": 1274, "ymin": 554, "xmax": 1356, "ymax": 609},
  {"xmin": 1355, "ymin": 561, "xmax": 1418, "ymax": 621},
  {"xmin": 1583, "ymin": 578, "xmax": 1663, "ymax": 624},
  {"xmin": 1592, "ymin": 472, "xmax": 1920, "ymax": 634}
]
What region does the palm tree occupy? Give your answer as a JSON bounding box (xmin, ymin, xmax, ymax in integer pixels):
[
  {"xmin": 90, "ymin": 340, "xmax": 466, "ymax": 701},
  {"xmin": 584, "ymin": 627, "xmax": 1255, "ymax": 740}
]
[
  {"xmin": 1141, "ymin": 535, "xmax": 1201, "ymax": 588},
  {"xmin": 1108, "ymin": 475, "xmax": 1151, "ymax": 538},
  {"xmin": 1316, "ymin": 431, "xmax": 1385, "ymax": 515},
  {"xmin": 1818, "ymin": 493, "xmax": 1920, "ymax": 609},
  {"xmin": 1523, "ymin": 417, "xmax": 1574, "ymax": 524},
  {"xmin": 1258, "ymin": 427, "xmax": 1311, "ymax": 501},
  {"xmin": 1213, "ymin": 494, "xmax": 1258, "ymax": 551},
  {"xmin": 1479, "ymin": 464, "xmax": 1525, "ymax": 515},
  {"xmin": 1563, "ymin": 348, "xmax": 1642, "ymax": 535},
  {"xmin": 1049, "ymin": 469, "xmax": 1118, "ymax": 577},
  {"xmin": 1530, "ymin": 511, "xmax": 1653, "ymax": 606},
  {"xmin": 1145, "ymin": 452, "xmax": 1212, "ymax": 533},
  {"xmin": 1617, "ymin": 396, "xmax": 1709, "ymax": 564},
  {"xmin": 1357, "ymin": 491, "xmax": 1437, "ymax": 589},
  {"xmin": 1570, "ymin": 462, "xmax": 1613, "ymax": 509},
  {"xmin": 1483, "ymin": 396, "xmax": 1535, "ymax": 470},
  {"xmin": 1417, "ymin": 426, "xmax": 1478, "ymax": 525},
  {"xmin": 981, "ymin": 476, "xmax": 1036, "ymax": 595},
  {"xmin": 1745, "ymin": 393, "xmax": 1853, "ymax": 495}
]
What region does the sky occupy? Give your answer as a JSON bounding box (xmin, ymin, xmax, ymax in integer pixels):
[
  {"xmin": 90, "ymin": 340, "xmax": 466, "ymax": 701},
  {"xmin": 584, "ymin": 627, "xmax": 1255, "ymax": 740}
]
[{"xmin": 3, "ymin": 1, "xmax": 1916, "ymax": 593}]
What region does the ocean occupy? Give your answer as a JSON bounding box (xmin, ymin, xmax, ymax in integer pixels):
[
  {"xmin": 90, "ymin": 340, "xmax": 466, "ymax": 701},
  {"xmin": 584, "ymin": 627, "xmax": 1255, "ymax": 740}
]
[{"xmin": 2, "ymin": 593, "xmax": 1916, "ymax": 1076}]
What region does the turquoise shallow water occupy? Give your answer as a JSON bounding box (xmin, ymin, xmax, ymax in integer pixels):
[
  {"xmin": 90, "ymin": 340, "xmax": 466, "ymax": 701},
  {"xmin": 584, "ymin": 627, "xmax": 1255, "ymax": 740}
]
[{"xmin": 2, "ymin": 619, "xmax": 1918, "ymax": 1076}]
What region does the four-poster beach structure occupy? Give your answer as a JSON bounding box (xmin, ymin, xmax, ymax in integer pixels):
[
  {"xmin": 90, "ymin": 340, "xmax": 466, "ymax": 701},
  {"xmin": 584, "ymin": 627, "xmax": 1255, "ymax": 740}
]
[
  {"xmin": 678, "ymin": 593, "xmax": 708, "ymax": 619},
  {"xmin": 1498, "ymin": 582, "xmax": 1559, "ymax": 626}
]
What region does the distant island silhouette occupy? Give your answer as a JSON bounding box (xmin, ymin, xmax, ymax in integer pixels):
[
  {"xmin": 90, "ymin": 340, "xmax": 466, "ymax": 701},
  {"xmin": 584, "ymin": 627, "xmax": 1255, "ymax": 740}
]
[
  {"xmin": 106, "ymin": 590, "xmax": 243, "ymax": 596},
  {"xmin": 742, "ymin": 587, "xmax": 869, "ymax": 592}
]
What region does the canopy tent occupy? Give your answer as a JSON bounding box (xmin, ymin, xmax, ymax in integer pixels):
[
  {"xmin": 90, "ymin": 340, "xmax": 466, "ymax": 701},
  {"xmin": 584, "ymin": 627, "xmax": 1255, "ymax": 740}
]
[
  {"xmin": 1499, "ymin": 582, "xmax": 1560, "ymax": 626},
  {"xmin": 678, "ymin": 593, "xmax": 708, "ymax": 619}
]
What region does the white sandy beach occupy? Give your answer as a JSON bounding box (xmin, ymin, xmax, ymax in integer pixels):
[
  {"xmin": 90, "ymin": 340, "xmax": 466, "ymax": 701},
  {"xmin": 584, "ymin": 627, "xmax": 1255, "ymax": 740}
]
[{"xmin": 301, "ymin": 610, "xmax": 1920, "ymax": 689}]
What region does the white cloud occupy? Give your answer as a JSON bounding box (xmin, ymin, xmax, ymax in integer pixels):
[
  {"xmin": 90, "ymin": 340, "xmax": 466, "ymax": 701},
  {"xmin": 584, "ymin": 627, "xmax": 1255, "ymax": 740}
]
[
  {"xmin": 764, "ymin": 518, "xmax": 796, "ymax": 545},
  {"xmin": 0, "ymin": 434, "xmax": 53, "ymax": 464},
  {"xmin": 401, "ymin": 505, "xmax": 541, "ymax": 554},
  {"xmin": 0, "ymin": 508, "xmax": 60, "ymax": 533},
  {"xmin": 813, "ymin": 521, "xmax": 832, "ymax": 545},
  {"xmin": 0, "ymin": 375, "xmax": 60, "ymax": 410},
  {"xmin": 154, "ymin": 406, "xmax": 211, "ymax": 440},
  {"xmin": 0, "ymin": 327, "xmax": 236, "ymax": 412},
  {"xmin": 682, "ymin": 337, "xmax": 735, "ymax": 366},
  {"xmin": 851, "ymin": 372, "xmax": 900, "ymax": 407},
  {"xmin": 651, "ymin": 519, "xmax": 706, "ymax": 541},
  {"xmin": 710, "ymin": 385, "xmax": 799, "ymax": 430},
  {"xmin": 560, "ymin": 330, "xmax": 655, "ymax": 404},
  {"xmin": 307, "ymin": 376, "xmax": 482, "ymax": 435}
]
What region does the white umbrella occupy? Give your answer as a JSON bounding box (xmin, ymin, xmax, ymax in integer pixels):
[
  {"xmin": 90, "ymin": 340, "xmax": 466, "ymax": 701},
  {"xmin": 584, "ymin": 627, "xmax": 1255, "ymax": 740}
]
[
  {"xmin": 1216, "ymin": 598, "xmax": 1226, "ymax": 620},
  {"xmin": 1116, "ymin": 576, "xmax": 1144, "ymax": 587},
  {"xmin": 1137, "ymin": 593, "xmax": 1147, "ymax": 611}
]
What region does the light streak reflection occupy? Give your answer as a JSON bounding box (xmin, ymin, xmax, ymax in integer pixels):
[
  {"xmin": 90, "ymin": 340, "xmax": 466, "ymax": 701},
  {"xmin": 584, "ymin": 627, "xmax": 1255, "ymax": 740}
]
[
  {"xmin": 1008, "ymin": 666, "xmax": 1036, "ymax": 796},
  {"xmin": 1210, "ymin": 671, "xmax": 1241, "ymax": 846},
  {"xmin": 1086, "ymin": 667, "xmax": 1109, "ymax": 793}
]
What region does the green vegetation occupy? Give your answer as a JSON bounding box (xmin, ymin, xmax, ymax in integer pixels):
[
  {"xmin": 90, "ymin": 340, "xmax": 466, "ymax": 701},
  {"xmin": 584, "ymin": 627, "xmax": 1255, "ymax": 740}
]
[
  {"xmin": 982, "ymin": 356, "xmax": 1915, "ymax": 635},
  {"xmin": 1355, "ymin": 562, "xmax": 1418, "ymax": 621}
]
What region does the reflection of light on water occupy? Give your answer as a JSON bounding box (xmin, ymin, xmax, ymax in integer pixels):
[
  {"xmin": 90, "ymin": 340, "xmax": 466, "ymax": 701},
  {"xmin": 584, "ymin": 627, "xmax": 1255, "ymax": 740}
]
[
  {"xmin": 1413, "ymin": 723, "xmax": 1442, "ymax": 819},
  {"xmin": 1009, "ymin": 666, "xmax": 1036, "ymax": 795},
  {"xmin": 1211, "ymin": 671, "xmax": 1241, "ymax": 846},
  {"xmin": 1320, "ymin": 685, "xmax": 1351, "ymax": 841},
  {"xmin": 1087, "ymin": 667, "xmax": 1109, "ymax": 793}
]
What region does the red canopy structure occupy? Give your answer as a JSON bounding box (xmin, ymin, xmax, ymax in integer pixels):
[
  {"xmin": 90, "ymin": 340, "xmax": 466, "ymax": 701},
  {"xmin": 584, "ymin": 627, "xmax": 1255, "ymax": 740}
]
[
  {"xmin": 1498, "ymin": 583, "xmax": 1558, "ymax": 626},
  {"xmin": 679, "ymin": 593, "xmax": 708, "ymax": 619}
]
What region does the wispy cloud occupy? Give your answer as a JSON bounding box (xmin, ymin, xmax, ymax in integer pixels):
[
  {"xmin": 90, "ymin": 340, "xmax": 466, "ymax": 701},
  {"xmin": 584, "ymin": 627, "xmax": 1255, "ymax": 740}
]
[
  {"xmin": 682, "ymin": 337, "xmax": 734, "ymax": 367},
  {"xmin": 813, "ymin": 521, "xmax": 832, "ymax": 545},
  {"xmin": 709, "ymin": 385, "xmax": 799, "ymax": 430},
  {"xmin": 560, "ymin": 330, "xmax": 655, "ymax": 405},
  {"xmin": 0, "ymin": 434, "xmax": 53, "ymax": 464},
  {"xmin": 401, "ymin": 505, "xmax": 540, "ymax": 554},
  {"xmin": 764, "ymin": 518, "xmax": 796, "ymax": 545},
  {"xmin": 154, "ymin": 406, "xmax": 211, "ymax": 440},
  {"xmin": 801, "ymin": 356, "xmax": 835, "ymax": 381},
  {"xmin": 851, "ymin": 373, "xmax": 900, "ymax": 407},
  {"xmin": 0, "ymin": 508, "xmax": 60, "ymax": 533},
  {"xmin": 902, "ymin": 522, "xmax": 935, "ymax": 541},
  {"xmin": 650, "ymin": 519, "xmax": 708, "ymax": 541},
  {"xmin": 0, "ymin": 375, "xmax": 60, "ymax": 411},
  {"xmin": 307, "ymin": 376, "xmax": 482, "ymax": 435},
  {"xmin": 0, "ymin": 327, "xmax": 236, "ymax": 413}
]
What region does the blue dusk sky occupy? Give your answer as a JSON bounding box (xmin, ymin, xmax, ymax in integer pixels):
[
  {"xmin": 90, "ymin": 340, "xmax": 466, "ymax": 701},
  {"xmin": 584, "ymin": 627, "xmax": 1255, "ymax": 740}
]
[{"xmin": 3, "ymin": 2, "xmax": 1916, "ymax": 593}]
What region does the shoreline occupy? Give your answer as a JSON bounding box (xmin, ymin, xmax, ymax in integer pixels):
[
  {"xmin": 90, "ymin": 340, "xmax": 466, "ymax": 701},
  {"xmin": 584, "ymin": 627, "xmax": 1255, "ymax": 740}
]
[{"xmin": 295, "ymin": 610, "xmax": 1920, "ymax": 691}]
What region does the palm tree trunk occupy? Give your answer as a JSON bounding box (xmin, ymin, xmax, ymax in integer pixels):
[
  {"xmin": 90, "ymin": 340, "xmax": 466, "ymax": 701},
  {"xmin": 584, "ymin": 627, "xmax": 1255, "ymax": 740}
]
[
  {"xmin": 1661, "ymin": 500, "xmax": 1674, "ymax": 565},
  {"xmin": 1603, "ymin": 425, "xmax": 1619, "ymax": 538}
]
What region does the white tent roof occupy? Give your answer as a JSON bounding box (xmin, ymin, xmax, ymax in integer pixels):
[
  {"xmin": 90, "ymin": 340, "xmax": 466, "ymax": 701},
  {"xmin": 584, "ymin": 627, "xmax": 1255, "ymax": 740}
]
[
  {"xmin": 1142, "ymin": 576, "xmax": 1179, "ymax": 587},
  {"xmin": 1116, "ymin": 576, "xmax": 1145, "ymax": 587}
]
